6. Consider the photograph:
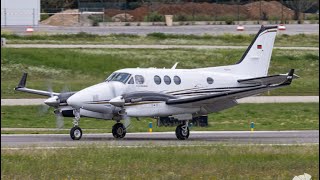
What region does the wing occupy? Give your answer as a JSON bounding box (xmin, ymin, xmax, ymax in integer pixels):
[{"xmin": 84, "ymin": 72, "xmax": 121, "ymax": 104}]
[
  {"xmin": 166, "ymin": 69, "xmax": 297, "ymax": 107},
  {"xmin": 14, "ymin": 73, "xmax": 60, "ymax": 97},
  {"xmin": 14, "ymin": 73, "xmax": 76, "ymax": 100}
]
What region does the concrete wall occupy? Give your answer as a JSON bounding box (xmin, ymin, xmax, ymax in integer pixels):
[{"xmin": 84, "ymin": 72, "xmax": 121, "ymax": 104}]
[{"xmin": 1, "ymin": 0, "xmax": 40, "ymax": 26}]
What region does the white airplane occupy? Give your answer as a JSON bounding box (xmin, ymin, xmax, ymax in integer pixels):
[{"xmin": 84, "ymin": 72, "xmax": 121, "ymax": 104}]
[{"xmin": 15, "ymin": 25, "xmax": 298, "ymax": 140}]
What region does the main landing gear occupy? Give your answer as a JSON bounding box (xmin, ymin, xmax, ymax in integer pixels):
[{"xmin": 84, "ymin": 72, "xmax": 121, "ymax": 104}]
[
  {"xmin": 112, "ymin": 122, "xmax": 126, "ymax": 138},
  {"xmin": 175, "ymin": 121, "xmax": 190, "ymax": 140},
  {"xmin": 70, "ymin": 109, "xmax": 82, "ymax": 140}
]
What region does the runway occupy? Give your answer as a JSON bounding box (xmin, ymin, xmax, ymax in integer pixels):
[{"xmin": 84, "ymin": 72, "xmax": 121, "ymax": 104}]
[{"xmin": 1, "ymin": 130, "xmax": 318, "ymax": 148}]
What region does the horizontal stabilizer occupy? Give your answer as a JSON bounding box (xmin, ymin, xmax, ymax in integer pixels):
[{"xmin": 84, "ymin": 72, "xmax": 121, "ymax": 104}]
[
  {"xmin": 166, "ymin": 69, "xmax": 298, "ymax": 106},
  {"xmin": 238, "ymin": 69, "xmax": 299, "ymax": 85}
]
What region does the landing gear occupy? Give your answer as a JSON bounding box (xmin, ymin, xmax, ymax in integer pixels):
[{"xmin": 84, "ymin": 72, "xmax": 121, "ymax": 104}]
[
  {"xmin": 175, "ymin": 122, "xmax": 190, "ymax": 140},
  {"xmin": 112, "ymin": 122, "xmax": 126, "ymax": 139},
  {"xmin": 70, "ymin": 109, "xmax": 82, "ymax": 140},
  {"xmin": 70, "ymin": 126, "xmax": 82, "ymax": 140}
]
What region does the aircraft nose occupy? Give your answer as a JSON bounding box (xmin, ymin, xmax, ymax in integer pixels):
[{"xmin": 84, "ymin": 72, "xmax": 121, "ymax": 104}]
[{"xmin": 67, "ymin": 93, "xmax": 83, "ymax": 109}]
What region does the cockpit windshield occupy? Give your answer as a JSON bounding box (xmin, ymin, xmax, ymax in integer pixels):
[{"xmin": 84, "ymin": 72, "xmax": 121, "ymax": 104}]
[{"xmin": 106, "ymin": 73, "xmax": 131, "ymax": 83}]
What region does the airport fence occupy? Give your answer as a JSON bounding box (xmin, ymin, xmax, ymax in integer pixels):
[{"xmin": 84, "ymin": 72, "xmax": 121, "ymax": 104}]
[{"xmin": 1, "ymin": 0, "xmax": 319, "ymax": 26}]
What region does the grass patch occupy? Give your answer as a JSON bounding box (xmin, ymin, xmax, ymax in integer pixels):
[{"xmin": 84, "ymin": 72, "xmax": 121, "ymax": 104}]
[
  {"xmin": 1, "ymin": 145, "xmax": 318, "ymax": 179},
  {"xmin": 1, "ymin": 48, "xmax": 318, "ymax": 98},
  {"xmin": 1, "ymin": 103, "xmax": 318, "ymax": 131},
  {"xmin": 1, "ymin": 32, "xmax": 319, "ymax": 47}
]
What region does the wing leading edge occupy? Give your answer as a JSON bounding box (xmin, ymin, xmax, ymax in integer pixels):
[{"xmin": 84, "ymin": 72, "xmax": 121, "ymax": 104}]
[{"xmin": 166, "ymin": 69, "xmax": 297, "ymax": 106}]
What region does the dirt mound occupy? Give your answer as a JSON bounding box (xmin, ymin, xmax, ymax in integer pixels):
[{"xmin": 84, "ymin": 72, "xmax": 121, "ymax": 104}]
[
  {"xmin": 245, "ymin": 1, "xmax": 294, "ymax": 20},
  {"xmin": 41, "ymin": 9, "xmax": 81, "ymax": 26},
  {"xmin": 104, "ymin": 1, "xmax": 294, "ymax": 21},
  {"xmin": 41, "ymin": 1, "xmax": 295, "ymax": 26},
  {"xmin": 112, "ymin": 13, "xmax": 134, "ymax": 22}
]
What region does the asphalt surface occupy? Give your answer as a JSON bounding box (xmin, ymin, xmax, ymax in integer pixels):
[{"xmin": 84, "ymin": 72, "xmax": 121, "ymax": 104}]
[
  {"xmin": 1, "ymin": 131, "xmax": 318, "ymax": 148},
  {"xmin": 2, "ymin": 24, "xmax": 319, "ymax": 35},
  {"xmin": 1, "ymin": 96, "xmax": 318, "ymax": 106},
  {"xmin": 4, "ymin": 44, "xmax": 319, "ymax": 50}
]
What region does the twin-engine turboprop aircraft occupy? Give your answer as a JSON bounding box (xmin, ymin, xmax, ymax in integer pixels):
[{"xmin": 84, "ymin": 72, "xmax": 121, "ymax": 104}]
[{"xmin": 15, "ymin": 25, "xmax": 298, "ymax": 140}]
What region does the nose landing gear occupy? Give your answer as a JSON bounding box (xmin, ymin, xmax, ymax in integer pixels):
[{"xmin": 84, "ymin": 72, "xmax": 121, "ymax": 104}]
[
  {"xmin": 70, "ymin": 109, "xmax": 82, "ymax": 140},
  {"xmin": 70, "ymin": 126, "xmax": 82, "ymax": 140},
  {"xmin": 112, "ymin": 122, "xmax": 126, "ymax": 138}
]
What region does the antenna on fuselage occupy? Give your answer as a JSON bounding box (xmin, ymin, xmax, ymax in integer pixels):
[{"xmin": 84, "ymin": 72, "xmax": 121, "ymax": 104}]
[{"xmin": 171, "ymin": 62, "xmax": 179, "ymax": 69}]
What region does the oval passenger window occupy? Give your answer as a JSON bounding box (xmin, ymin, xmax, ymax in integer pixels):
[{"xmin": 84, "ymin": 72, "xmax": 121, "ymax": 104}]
[
  {"xmin": 154, "ymin": 75, "xmax": 161, "ymax": 85},
  {"xmin": 164, "ymin": 75, "xmax": 171, "ymax": 85},
  {"xmin": 173, "ymin": 76, "xmax": 181, "ymax": 85},
  {"xmin": 207, "ymin": 77, "xmax": 214, "ymax": 84}
]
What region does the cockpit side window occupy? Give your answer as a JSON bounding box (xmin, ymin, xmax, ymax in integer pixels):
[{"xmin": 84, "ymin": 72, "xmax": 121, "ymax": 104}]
[
  {"xmin": 128, "ymin": 77, "xmax": 134, "ymax": 84},
  {"xmin": 106, "ymin": 73, "xmax": 116, "ymax": 81},
  {"xmin": 106, "ymin": 73, "xmax": 131, "ymax": 83},
  {"xmin": 135, "ymin": 75, "xmax": 145, "ymax": 84}
]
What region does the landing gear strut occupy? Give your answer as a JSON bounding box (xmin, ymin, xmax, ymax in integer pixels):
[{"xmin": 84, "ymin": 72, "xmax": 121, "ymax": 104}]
[
  {"xmin": 112, "ymin": 122, "xmax": 126, "ymax": 138},
  {"xmin": 70, "ymin": 109, "xmax": 82, "ymax": 140},
  {"xmin": 175, "ymin": 121, "xmax": 190, "ymax": 140}
]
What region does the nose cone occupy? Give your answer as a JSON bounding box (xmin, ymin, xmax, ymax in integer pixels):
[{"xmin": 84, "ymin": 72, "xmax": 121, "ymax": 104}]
[
  {"xmin": 67, "ymin": 93, "xmax": 83, "ymax": 108},
  {"xmin": 67, "ymin": 81, "xmax": 127, "ymax": 109}
]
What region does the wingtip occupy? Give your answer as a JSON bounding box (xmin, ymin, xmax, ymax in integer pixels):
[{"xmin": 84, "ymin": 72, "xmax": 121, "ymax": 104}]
[{"xmin": 16, "ymin": 72, "xmax": 28, "ymax": 88}]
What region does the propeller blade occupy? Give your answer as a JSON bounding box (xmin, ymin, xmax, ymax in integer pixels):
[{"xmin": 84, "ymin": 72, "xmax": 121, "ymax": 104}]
[
  {"xmin": 123, "ymin": 113, "xmax": 131, "ymax": 130},
  {"xmin": 55, "ymin": 110, "xmax": 64, "ymax": 129},
  {"xmin": 38, "ymin": 104, "xmax": 50, "ymax": 116},
  {"xmin": 46, "ymin": 81, "xmax": 53, "ymax": 97},
  {"xmin": 60, "ymin": 84, "xmax": 71, "ymax": 94}
]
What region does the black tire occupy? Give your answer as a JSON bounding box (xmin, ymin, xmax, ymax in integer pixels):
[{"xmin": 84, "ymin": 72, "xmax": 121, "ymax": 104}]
[
  {"xmin": 70, "ymin": 126, "xmax": 82, "ymax": 140},
  {"xmin": 112, "ymin": 123, "xmax": 126, "ymax": 139},
  {"xmin": 175, "ymin": 124, "xmax": 189, "ymax": 140}
]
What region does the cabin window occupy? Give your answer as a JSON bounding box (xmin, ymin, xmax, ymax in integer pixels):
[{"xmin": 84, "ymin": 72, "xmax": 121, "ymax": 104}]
[
  {"xmin": 135, "ymin": 75, "xmax": 145, "ymax": 84},
  {"xmin": 173, "ymin": 76, "xmax": 181, "ymax": 85},
  {"xmin": 207, "ymin": 77, "xmax": 214, "ymax": 84},
  {"xmin": 128, "ymin": 77, "xmax": 134, "ymax": 84},
  {"xmin": 164, "ymin": 75, "xmax": 171, "ymax": 85},
  {"xmin": 154, "ymin": 75, "xmax": 161, "ymax": 85}
]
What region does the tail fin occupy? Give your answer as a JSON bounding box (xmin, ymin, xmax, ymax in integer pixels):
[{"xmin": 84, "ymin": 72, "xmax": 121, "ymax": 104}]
[{"xmin": 235, "ymin": 25, "xmax": 278, "ymax": 77}]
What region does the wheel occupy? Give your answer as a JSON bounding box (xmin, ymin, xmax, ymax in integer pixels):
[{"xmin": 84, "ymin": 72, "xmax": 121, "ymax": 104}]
[
  {"xmin": 70, "ymin": 126, "xmax": 82, "ymax": 140},
  {"xmin": 175, "ymin": 124, "xmax": 189, "ymax": 140},
  {"xmin": 112, "ymin": 123, "xmax": 126, "ymax": 139}
]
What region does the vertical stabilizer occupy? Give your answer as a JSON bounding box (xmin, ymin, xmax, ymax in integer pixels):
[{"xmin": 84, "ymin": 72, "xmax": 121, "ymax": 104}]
[{"xmin": 235, "ymin": 25, "xmax": 278, "ymax": 77}]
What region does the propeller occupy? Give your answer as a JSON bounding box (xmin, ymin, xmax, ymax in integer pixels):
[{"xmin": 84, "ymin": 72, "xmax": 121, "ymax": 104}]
[
  {"xmin": 39, "ymin": 83, "xmax": 74, "ymax": 129},
  {"xmin": 54, "ymin": 109, "xmax": 64, "ymax": 129},
  {"xmin": 108, "ymin": 82, "xmax": 132, "ymax": 130}
]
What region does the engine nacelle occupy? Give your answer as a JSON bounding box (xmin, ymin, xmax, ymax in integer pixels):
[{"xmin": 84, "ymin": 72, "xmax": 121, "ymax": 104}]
[{"xmin": 61, "ymin": 110, "xmax": 75, "ymax": 117}]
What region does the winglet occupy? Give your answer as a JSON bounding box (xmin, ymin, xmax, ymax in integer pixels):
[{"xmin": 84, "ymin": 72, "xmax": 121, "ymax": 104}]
[
  {"xmin": 282, "ymin": 69, "xmax": 294, "ymax": 85},
  {"xmin": 15, "ymin": 73, "xmax": 27, "ymax": 89}
]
